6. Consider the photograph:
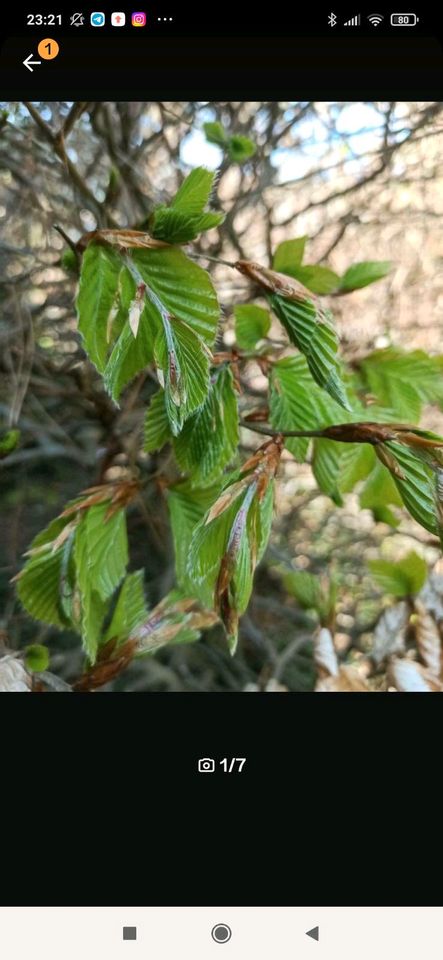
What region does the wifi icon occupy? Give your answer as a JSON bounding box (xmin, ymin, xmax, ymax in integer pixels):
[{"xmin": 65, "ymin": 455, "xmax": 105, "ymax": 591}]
[{"xmin": 368, "ymin": 13, "xmax": 384, "ymax": 25}]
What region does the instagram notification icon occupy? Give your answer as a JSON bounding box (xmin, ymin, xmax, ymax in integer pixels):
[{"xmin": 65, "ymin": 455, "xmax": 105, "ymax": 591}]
[{"xmin": 131, "ymin": 11, "xmax": 146, "ymax": 25}]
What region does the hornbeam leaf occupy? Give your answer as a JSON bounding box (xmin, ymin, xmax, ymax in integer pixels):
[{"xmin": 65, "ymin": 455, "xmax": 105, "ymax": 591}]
[
  {"xmin": 171, "ymin": 167, "xmax": 216, "ymax": 215},
  {"xmin": 104, "ymin": 570, "xmax": 149, "ymax": 644},
  {"xmin": 154, "ymin": 318, "xmax": 211, "ymax": 435},
  {"xmin": 136, "ymin": 589, "xmax": 218, "ymax": 655},
  {"xmin": 132, "ymin": 247, "xmax": 219, "ymax": 345},
  {"xmin": 234, "ymin": 304, "xmax": 271, "ymax": 349},
  {"xmin": 381, "ymin": 441, "xmax": 443, "ymax": 543},
  {"xmin": 76, "ymin": 243, "xmax": 122, "ymax": 371},
  {"xmin": 188, "ymin": 439, "xmax": 281, "ymax": 651},
  {"xmin": 173, "ymin": 366, "xmax": 239, "ymax": 484},
  {"xmin": 273, "ymin": 238, "xmax": 306, "ymax": 273},
  {"xmin": 168, "ymin": 481, "xmax": 221, "ymax": 586},
  {"xmin": 144, "ymin": 390, "xmax": 172, "ymax": 453},
  {"xmin": 339, "ymin": 260, "xmax": 391, "ymax": 292},
  {"xmin": 235, "ymin": 260, "xmax": 349, "ymax": 410},
  {"xmin": 359, "ymin": 348, "xmax": 443, "ymax": 421},
  {"xmin": 369, "ymin": 552, "xmax": 427, "ymax": 597},
  {"xmin": 104, "ymin": 298, "xmax": 160, "ymax": 403}
]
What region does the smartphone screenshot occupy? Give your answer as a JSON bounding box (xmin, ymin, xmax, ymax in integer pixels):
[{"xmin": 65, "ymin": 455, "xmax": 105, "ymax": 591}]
[{"xmin": 1, "ymin": 1, "xmax": 443, "ymax": 951}]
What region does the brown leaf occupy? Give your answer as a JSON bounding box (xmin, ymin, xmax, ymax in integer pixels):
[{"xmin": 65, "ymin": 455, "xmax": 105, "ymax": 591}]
[
  {"xmin": 60, "ymin": 479, "xmax": 140, "ymax": 521},
  {"xmin": 206, "ymin": 437, "xmax": 283, "ymax": 524},
  {"xmin": 316, "ymin": 665, "xmax": 369, "ymax": 692},
  {"xmin": 77, "ymin": 229, "xmax": 169, "ymax": 253},
  {"xmin": 387, "ymin": 657, "xmax": 443, "ymax": 692},
  {"xmin": 235, "ymin": 260, "xmax": 317, "ymax": 303},
  {"xmin": 371, "ymin": 602, "xmax": 409, "ymax": 665},
  {"xmin": 74, "ymin": 639, "xmax": 137, "ymax": 692},
  {"xmin": 136, "ymin": 595, "xmax": 218, "ymax": 654},
  {"xmin": 413, "ymin": 600, "xmax": 441, "ymax": 677}
]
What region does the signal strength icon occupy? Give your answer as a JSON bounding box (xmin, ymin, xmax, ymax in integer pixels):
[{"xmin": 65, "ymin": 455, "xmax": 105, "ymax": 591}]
[
  {"xmin": 368, "ymin": 13, "xmax": 384, "ymax": 25},
  {"xmin": 344, "ymin": 13, "xmax": 361, "ymax": 25}
]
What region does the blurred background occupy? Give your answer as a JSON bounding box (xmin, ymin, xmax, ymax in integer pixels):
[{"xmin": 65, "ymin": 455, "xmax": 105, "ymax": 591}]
[{"xmin": 1, "ymin": 100, "xmax": 443, "ymax": 692}]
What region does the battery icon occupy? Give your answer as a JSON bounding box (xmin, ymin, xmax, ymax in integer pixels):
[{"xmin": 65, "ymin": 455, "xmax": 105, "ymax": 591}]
[{"xmin": 390, "ymin": 13, "xmax": 419, "ymax": 25}]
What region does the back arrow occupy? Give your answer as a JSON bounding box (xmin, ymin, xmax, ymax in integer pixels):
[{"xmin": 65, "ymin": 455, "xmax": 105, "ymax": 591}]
[{"xmin": 23, "ymin": 54, "xmax": 42, "ymax": 72}]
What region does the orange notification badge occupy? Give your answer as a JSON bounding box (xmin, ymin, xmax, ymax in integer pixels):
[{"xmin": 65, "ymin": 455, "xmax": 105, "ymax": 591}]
[{"xmin": 37, "ymin": 38, "xmax": 60, "ymax": 60}]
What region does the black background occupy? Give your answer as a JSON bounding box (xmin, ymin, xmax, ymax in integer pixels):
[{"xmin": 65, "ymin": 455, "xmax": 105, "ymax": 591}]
[{"xmin": 1, "ymin": 0, "xmax": 443, "ymax": 909}]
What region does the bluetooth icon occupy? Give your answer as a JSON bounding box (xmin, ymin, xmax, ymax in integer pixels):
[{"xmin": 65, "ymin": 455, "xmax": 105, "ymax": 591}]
[{"xmin": 328, "ymin": 11, "xmax": 337, "ymax": 26}]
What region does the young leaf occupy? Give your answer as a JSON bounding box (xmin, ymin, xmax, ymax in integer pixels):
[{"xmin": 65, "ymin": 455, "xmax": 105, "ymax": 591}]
[
  {"xmin": 369, "ymin": 552, "xmax": 427, "ymax": 597},
  {"xmin": 188, "ymin": 438, "xmax": 282, "ymax": 651},
  {"xmin": 235, "ymin": 260, "xmax": 350, "ymax": 410},
  {"xmin": 339, "ymin": 260, "xmax": 391, "ymax": 292},
  {"xmin": 173, "ymin": 366, "xmax": 239, "ymax": 483},
  {"xmin": 104, "ymin": 297, "xmax": 160, "ymax": 403},
  {"xmin": 76, "ymin": 243, "xmax": 122, "ymax": 371},
  {"xmin": 171, "ymin": 167, "xmax": 216, "ymax": 215},
  {"xmin": 154, "ymin": 317, "xmax": 211, "ymax": 435},
  {"xmin": 269, "ymin": 355, "xmax": 352, "ymax": 464},
  {"xmin": 16, "ymin": 514, "xmax": 77, "ymax": 628},
  {"xmin": 150, "ymin": 167, "xmax": 224, "ymax": 243},
  {"xmin": 149, "ymin": 207, "xmax": 224, "ymax": 244},
  {"xmin": 289, "ymin": 265, "xmax": 340, "ymax": 295},
  {"xmin": 338, "ymin": 443, "xmax": 376, "ymax": 494},
  {"xmin": 273, "ymin": 238, "xmax": 306, "ymax": 273},
  {"xmin": 359, "ymin": 460, "xmax": 403, "ymax": 526},
  {"xmin": 234, "ymin": 304, "xmax": 271, "ymax": 349},
  {"xmin": 203, "ymin": 121, "xmax": 227, "ymax": 146},
  {"xmin": 144, "ymin": 389, "xmax": 173, "ymax": 453},
  {"xmin": 379, "ymin": 440, "xmax": 443, "ymax": 542},
  {"xmin": 168, "ymin": 481, "xmax": 221, "ymax": 586},
  {"xmin": 104, "ymin": 570, "xmax": 149, "ymax": 643},
  {"xmin": 132, "ymin": 246, "xmax": 219, "ymax": 345},
  {"xmin": 312, "ymin": 439, "xmax": 344, "ymax": 505},
  {"xmin": 136, "ymin": 590, "xmax": 218, "ymax": 655},
  {"xmin": 227, "ymin": 135, "xmax": 256, "ymax": 163},
  {"xmin": 359, "ymin": 348, "xmax": 443, "ymax": 421}
]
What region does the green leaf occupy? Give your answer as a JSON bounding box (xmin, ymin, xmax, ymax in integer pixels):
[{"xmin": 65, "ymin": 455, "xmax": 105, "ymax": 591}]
[
  {"xmin": 103, "ymin": 298, "xmax": 159, "ymax": 402},
  {"xmin": 24, "ymin": 644, "xmax": 50, "ymax": 672},
  {"xmin": 281, "ymin": 569, "xmax": 322, "ymax": 611},
  {"xmin": 104, "ymin": 570, "xmax": 149, "ymax": 643},
  {"xmin": 168, "ymin": 481, "xmax": 221, "ymax": 586},
  {"xmin": 172, "ymin": 167, "xmax": 216, "ymax": 215},
  {"xmin": 312, "ymin": 439, "xmax": 344, "ymax": 505},
  {"xmin": 150, "ymin": 207, "xmax": 224, "ymax": 244},
  {"xmin": 339, "ymin": 260, "xmax": 392, "ymax": 292},
  {"xmin": 338, "ymin": 443, "xmax": 376, "ymax": 494},
  {"xmin": 144, "ymin": 390, "xmax": 172, "ymax": 453},
  {"xmin": 369, "ymin": 552, "xmax": 427, "ymax": 597},
  {"xmin": 290, "ymin": 265, "xmax": 340, "ymax": 295},
  {"xmin": 154, "ymin": 317, "xmax": 211, "ymax": 435},
  {"xmin": 382, "ymin": 441, "xmax": 443, "ymax": 541},
  {"xmin": 360, "ymin": 460, "xmax": 403, "ymax": 526},
  {"xmin": 17, "ymin": 515, "xmax": 76, "ymax": 628},
  {"xmin": 136, "ymin": 589, "xmax": 217, "ymax": 655},
  {"xmin": 173, "ymin": 365, "xmax": 239, "ymax": 484},
  {"xmin": 234, "ymin": 304, "xmax": 271, "ymax": 349},
  {"xmin": 81, "ymin": 503, "xmax": 128, "ymax": 601},
  {"xmin": 76, "ymin": 243, "xmax": 122, "ymax": 372},
  {"xmin": 359, "ymin": 349, "xmax": 443, "ymax": 422},
  {"xmin": 269, "ymin": 293, "xmax": 351, "ymax": 411},
  {"xmin": 131, "ymin": 246, "xmax": 219, "ymax": 346},
  {"xmin": 273, "ymin": 238, "xmax": 306, "ymax": 273},
  {"xmin": 188, "ymin": 479, "xmax": 274, "ymax": 652},
  {"xmin": 227, "ymin": 135, "xmax": 257, "ymax": 163},
  {"xmin": 269, "ymin": 356, "xmax": 351, "ymax": 463},
  {"xmin": 17, "ymin": 543, "xmax": 70, "ymax": 628},
  {"xmin": 203, "ymin": 121, "xmax": 227, "ymax": 146},
  {"xmin": 74, "ymin": 503, "xmax": 128, "ymax": 661},
  {"xmin": 0, "ymin": 428, "xmax": 20, "ymax": 458}
]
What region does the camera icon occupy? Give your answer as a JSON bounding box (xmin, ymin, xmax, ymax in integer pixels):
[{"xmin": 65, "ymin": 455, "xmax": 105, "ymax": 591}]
[{"xmin": 198, "ymin": 757, "xmax": 215, "ymax": 773}]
